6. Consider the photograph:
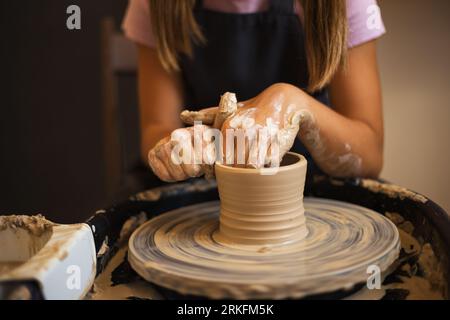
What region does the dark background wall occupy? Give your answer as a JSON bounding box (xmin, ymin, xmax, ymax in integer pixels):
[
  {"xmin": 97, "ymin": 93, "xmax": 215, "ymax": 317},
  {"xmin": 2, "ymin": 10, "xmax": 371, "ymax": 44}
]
[{"xmin": 1, "ymin": 0, "xmax": 128, "ymax": 223}]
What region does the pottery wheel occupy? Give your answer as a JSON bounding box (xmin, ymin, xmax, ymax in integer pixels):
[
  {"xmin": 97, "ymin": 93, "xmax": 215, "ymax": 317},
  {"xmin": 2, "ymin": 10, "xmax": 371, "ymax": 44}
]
[{"xmin": 128, "ymin": 198, "xmax": 400, "ymax": 299}]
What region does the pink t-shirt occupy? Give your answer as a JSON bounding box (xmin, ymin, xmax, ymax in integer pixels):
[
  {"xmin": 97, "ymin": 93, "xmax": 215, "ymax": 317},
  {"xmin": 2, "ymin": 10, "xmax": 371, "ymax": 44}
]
[{"xmin": 122, "ymin": 0, "xmax": 385, "ymax": 49}]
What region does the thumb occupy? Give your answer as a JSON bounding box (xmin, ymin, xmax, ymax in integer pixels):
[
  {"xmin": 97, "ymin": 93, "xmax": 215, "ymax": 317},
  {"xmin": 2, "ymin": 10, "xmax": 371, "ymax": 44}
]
[
  {"xmin": 288, "ymin": 110, "xmax": 303, "ymax": 128},
  {"xmin": 180, "ymin": 92, "xmax": 238, "ymax": 128},
  {"xmin": 180, "ymin": 107, "xmax": 218, "ymax": 126}
]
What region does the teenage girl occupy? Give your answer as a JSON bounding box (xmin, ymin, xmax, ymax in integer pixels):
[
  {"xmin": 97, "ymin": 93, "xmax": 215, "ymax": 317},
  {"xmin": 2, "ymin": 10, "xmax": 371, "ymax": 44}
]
[{"xmin": 122, "ymin": 0, "xmax": 386, "ymax": 183}]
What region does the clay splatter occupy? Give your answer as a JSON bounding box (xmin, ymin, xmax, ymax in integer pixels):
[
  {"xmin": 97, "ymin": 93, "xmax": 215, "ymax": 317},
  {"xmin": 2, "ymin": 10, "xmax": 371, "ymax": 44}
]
[
  {"xmin": 0, "ymin": 214, "xmax": 53, "ymax": 237},
  {"xmin": 361, "ymin": 180, "xmax": 428, "ymax": 203}
]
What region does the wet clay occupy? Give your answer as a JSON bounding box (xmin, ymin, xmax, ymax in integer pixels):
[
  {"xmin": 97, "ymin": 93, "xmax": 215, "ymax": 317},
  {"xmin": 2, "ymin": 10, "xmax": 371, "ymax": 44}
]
[
  {"xmin": 361, "ymin": 180, "xmax": 428, "ymax": 203},
  {"xmin": 345, "ymin": 214, "xmax": 445, "ymax": 300},
  {"xmin": 0, "ymin": 215, "xmax": 54, "ymax": 272},
  {"xmin": 95, "ymin": 224, "xmax": 441, "ymax": 300},
  {"xmin": 85, "ymin": 247, "xmax": 162, "ymax": 300},
  {"xmin": 129, "ymin": 199, "xmax": 400, "ymax": 299},
  {"xmin": 0, "ymin": 262, "xmax": 24, "ymax": 275},
  {"xmin": 0, "ymin": 214, "xmax": 53, "ymax": 237},
  {"xmin": 214, "ymin": 153, "xmax": 308, "ymax": 245},
  {"xmin": 298, "ymin": 109, "xmax": 363, "ymax": 177},
  {"xmin": 128, "ymin": 152, "xmax": 404, "ymax": 299},
  {"xmin": 386, "ymin": 212, "xmax": 446, "ymax": 298},
  {"xmin": 128, "ymin": 154, "xmax": 400, "ymax": 299}
]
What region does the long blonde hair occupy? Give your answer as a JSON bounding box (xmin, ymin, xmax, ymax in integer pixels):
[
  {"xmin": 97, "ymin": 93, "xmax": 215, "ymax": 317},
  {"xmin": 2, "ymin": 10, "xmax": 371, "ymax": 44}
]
[{"xmin": 149, "ymin": 0, "xmax": 347, "ymax": 92}]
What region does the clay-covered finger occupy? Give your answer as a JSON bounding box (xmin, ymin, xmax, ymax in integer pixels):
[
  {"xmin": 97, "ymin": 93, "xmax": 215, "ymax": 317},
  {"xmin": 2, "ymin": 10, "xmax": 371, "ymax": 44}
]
[
  {"xmin": 265, "ymin": 140, "xmax": 281, "ymax": 168},
  {"xmin": 199, "ymin": 106, "xmax": 220, "ymax": 115},
  {"xmin": 214, "ymin": 93, "xmax": 238, "ymax": 129},
  {"xmin": 177, "ymin": 132, "xmax": 203, "ymax": 177},
  {"xmin": 154, "ymin": 136, "xmax": 170, "ymax": 148},
  {"xmin": 161, "ymin": 142, "xmax": 188, "ymax": 181},
  {"xmin": 289, "ymin": 110, "xmax": 303, "ymax": 127},
  {"xmin": 245, "ymin": 129, "xmax": 258, "ymax": 167},
  {"xmin": 171, "ymin": 127, "xmax": 194, "ymax": 165},
  {"xmin": 233, "ymin": 130, "xmax": 247, "ymax": 167},
  {"xmin": 251, "ymin": 130, "xmax": 271, "ymax": 168},
  {"xmin": 148, "ymin": 149, "xmax": 174, "ymax": 182},
  {"xmin": 154, "ymin": 144, "xmax": 176, "ymax": 181},
  {"xmin": 180, "ymin": 107, "xmax": 218, "ymax": 126},
  {"xmin": 181, "ymin": 163, "xmax": 203, "ymax": 178}
]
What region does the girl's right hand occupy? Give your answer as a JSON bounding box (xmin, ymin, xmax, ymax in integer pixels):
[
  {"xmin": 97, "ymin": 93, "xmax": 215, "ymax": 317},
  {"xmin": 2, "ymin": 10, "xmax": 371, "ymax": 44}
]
[{"xmin": 147, "ymin": 124, "xmax": 211, "ymax": 182}]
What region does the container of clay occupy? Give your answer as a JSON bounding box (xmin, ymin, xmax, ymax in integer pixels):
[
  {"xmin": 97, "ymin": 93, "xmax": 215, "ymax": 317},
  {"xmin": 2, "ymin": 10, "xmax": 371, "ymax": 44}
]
[
  {"xmin": 0, "ymin": 215, "xmax": 96, "ymax": 300},
  {"xmin": 214, "ymin": 152, "xmax": 308, "ymax": 246}
]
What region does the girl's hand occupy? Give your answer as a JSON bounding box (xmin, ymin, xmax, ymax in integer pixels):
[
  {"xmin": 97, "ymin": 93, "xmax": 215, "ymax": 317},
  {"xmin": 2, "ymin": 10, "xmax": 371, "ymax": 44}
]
[
  {"xmin": 180, "ymin": 84, "xmax": 305, "ymax": 169},
  {"xmin": 220, "ymin": 83, "xmax": 304, "ymax": 168},
  {"xmin": 148, "ymin": 93, "xmax": 236, "ymax": 182},
  {"xmin": 148, "ymin": 84, "xmax": 306, "ymax": 182},
  {"xmin": 147, "ymin": 125, "xmax": 211, "ymax": 182}
]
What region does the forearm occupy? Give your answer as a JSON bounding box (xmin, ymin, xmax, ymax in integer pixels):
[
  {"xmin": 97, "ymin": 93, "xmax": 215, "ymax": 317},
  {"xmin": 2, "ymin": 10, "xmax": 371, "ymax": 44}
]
[
  {"xmin": 137, "ymin": 44, "xmax": 184, "ymax": 165},
  {"xmin": 293, "ymin": 87, "xmax": 383, "ymax": 178}
]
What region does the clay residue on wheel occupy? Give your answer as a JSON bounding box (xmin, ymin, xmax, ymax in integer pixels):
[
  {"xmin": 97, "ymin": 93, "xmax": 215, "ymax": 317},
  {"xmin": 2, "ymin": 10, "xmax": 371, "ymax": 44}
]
[
  {"xmin": 361, "ymin": 180, "xmax": 428, "ymax": 203},
  {"xmin": 0, "ymin": 262, "xmax": 24, "ymax": 275},
  {"xmin": 85, "ymin": 247, "xmax": 162, "ymax": 300},
  {"xmin": 0, "ymin": 214, "xmax": 53, "ymax": 236},
  {"xmin": 118, "ymin": 212, "xmax": 148, "ymax": 245},
  {"xmin": 384, "ymin": 212, "xmax": 446, "ymax": 299},
  {"xmin": 132, "ymin": 179, "xmax": 217, "ymax": 202}
]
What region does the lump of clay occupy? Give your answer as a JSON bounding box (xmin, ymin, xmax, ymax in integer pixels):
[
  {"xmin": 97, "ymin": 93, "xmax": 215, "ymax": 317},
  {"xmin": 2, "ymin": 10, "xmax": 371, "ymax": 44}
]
[{"xmin": 0, "ymin": 215, "xmax": 53, "ymax": 275}]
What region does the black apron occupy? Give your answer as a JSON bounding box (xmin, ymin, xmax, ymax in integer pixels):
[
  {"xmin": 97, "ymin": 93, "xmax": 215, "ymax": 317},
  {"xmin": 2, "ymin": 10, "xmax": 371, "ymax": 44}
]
[
  {"xmin": 179, "ymin": 0, "xmax": 329, "ymax": 185},
  {"xmin": 133, "ymin": 0, "xmax": 328, "ymax": 190}
]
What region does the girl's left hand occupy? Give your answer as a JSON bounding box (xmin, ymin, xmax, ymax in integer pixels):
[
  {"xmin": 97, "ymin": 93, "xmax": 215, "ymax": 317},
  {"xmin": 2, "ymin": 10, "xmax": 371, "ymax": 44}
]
[{"xmin": 222, "ymin": 83, "xmax": 305, "ymax": 168}]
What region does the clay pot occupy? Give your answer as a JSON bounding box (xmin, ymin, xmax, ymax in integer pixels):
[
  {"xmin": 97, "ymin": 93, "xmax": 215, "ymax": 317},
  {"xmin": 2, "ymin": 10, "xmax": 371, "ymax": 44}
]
[{"xmin": 214, "ymin": 152, "xmax": 308, "ymax": 246}]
